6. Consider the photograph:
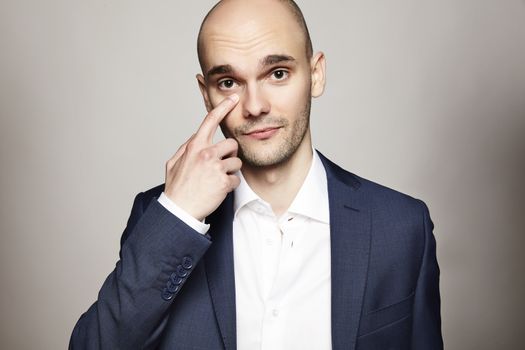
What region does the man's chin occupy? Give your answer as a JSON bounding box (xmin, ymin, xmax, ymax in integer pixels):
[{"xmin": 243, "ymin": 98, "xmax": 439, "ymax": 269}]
[{"xmin": 238, "ymin": 145, "xmax": 294, "ymax": 168}]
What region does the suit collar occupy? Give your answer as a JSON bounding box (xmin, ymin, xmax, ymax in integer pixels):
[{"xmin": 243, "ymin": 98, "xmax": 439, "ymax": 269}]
[{"xmin": 317, "ymin": 150, "xmax": 361, "ymax": 194}]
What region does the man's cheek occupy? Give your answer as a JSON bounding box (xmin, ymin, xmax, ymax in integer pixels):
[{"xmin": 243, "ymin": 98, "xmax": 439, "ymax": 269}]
[{"xmin": 266, "ymin": 85, "xmax": 299, "ymax": 109}]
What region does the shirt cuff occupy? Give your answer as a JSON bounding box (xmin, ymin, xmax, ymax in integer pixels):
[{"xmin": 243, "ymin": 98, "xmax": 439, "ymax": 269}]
[{"xmin": 157, "ymin": 192, "xmax": 210, "ymax": 235}]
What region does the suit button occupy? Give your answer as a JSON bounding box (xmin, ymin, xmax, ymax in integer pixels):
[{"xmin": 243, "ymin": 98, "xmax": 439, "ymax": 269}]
[
  {"xmin": 176, "ymin": 265, "xmax": 188, "ymax": 278},
  {"xmin": 166, "ymin": 280, "xmax": 180, "ymax": 293},
  {"xmin": 161, "ymin": 288, "xmax": 173, "ymax": 301},
  {"xmin": 170, "ymin": 272, "xmax": 183, "ymax": 285},
  {"xmin": 181, "ymin": 256, "xmax": 193, "ymax": 270}
]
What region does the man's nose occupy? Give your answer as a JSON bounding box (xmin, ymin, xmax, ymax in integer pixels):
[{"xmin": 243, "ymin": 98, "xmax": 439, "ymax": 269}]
[{"xmin": 241, "ymin": 83, "xmax": 270, "ymax": 118}]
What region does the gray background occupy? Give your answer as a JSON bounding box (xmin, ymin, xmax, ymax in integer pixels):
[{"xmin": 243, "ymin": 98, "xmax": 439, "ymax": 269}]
[{"xmin": 1, "ymin": 0, "xmax": 524, "ymax": 349}]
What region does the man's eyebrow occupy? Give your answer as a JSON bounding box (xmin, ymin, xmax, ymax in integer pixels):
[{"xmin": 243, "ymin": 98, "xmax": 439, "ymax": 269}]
[
  {"xmin": 206, "ymin": 64, "xmax": 233, "ymax": 79},
  {"xmin": 261, "ymin": 54, "xmax": 296, "ymax": 66},
  {"xmin": 205, "ymin": 55, "xmax": 296, "ymax": 80}
]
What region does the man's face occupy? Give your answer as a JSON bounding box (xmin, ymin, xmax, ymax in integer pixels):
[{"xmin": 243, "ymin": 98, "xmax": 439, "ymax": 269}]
[{"xmin": 197, "ymin": 0, "xmax": 325, "ymax": 167}]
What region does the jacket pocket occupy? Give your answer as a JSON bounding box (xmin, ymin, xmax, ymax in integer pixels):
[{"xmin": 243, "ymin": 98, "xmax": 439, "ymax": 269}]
[{"xmin": 358, "ymin": 292, "xmax": 414, "ymax": 337}]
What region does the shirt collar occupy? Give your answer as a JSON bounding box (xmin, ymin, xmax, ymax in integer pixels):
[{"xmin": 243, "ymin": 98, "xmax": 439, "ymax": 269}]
[
  {"xmin": 233, "ymin": 150, "xmax": 330, "ymax": 224},
  {"xmin": 233, "ymin": 170, "xmax": 260, "ymax": 217}
]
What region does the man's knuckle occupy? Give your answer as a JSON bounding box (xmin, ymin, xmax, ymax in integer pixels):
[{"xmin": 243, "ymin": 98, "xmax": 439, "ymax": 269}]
[
  {"xmin": 166, "ymin": 157, "xmax": 176, "ymax": 168},
  {"xmin": 207, "ymin": 110, "xmax": 219, "ymax": 121},
  {"xmin": 215, "ymin": 161, "xmax": 225, "ymax": 172},
  {"xmin": 185, "ymin": 141, "xmax": 197, "ymax": 153},
  {"xmin": 220, "ymin": 175, "xmax": 231, "ymax": 189},
  {"xmin": 199, "ymin": 148, "xmax": 214, "ymax": 160}
]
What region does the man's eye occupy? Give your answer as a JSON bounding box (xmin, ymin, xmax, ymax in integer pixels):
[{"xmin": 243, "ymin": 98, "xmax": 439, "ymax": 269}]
[
  {"xmin": 218, "ymin": 79, "xmax": 237, "ymax": 89},
  {"xmin": 271, "ymin": 69, "xmax": 289, "ymax": 80}
]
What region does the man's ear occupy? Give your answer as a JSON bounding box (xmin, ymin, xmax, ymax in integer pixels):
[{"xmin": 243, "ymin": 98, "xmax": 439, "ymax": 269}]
[
  {"xmin": 310, "ymin": 52, "xmax": 326, "ymax": 98},
  {"xmin": 196, "ymin": 74, "xmax": 212, "ymax": 112}
]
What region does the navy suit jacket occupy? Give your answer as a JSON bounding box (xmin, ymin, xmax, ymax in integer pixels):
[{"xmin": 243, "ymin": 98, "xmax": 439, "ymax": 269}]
[{"xmin": 70, "ymin": 151, "xmax": 443, "ymax": 349}]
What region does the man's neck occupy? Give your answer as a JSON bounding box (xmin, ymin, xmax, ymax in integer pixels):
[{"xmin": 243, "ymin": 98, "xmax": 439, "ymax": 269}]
[{"xmin": 240, "ymin": 136, "xmax": 313, "ymax": 217}]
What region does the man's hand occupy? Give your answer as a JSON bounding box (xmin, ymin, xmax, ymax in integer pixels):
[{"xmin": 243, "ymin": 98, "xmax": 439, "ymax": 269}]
[{"xmin": 164, "ymin": 94, "xmax": 242, "ymax": 221}]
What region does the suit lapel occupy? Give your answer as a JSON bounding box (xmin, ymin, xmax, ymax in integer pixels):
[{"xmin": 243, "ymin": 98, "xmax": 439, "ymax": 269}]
[
  {"xmin": 319, "ymin": 152, "xmax": 371, "ymax": 350},
  {"xmin": 204, "ymin": 193, "xmax": 237, "ymax": 350}
]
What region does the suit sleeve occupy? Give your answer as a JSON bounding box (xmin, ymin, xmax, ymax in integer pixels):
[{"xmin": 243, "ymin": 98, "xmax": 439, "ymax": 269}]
[
  {"xmin": 69, "ymin": 192, "xmax": 212, "ymax": 349},
  {"xmin": 411, "ymin": 201, "xmax": 443, "ymax": 349}
]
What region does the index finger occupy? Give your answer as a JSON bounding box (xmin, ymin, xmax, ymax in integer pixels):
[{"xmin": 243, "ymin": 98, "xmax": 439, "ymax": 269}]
[{"xmin": 196, "ymin": 94, "xmax": 239, "ymax": 142}]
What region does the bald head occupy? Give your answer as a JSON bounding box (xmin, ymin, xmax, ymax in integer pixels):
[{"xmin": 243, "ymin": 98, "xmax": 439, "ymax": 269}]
[{"xmin": 197, "ymin": 0, "xmax": 313, "ymax": 73}]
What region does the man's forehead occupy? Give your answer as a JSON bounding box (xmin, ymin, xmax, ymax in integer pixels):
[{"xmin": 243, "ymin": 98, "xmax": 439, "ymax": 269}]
[
  {"xmin": 202, "ymin": 37, "xmax": 304, "ymax": 78},
  {"xmin": 199, "ymin": 0, "xmax": 307, "ymax": 69}
]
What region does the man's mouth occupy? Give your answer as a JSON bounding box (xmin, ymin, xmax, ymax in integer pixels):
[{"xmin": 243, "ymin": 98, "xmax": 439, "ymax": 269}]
[{"xmin": 243, "ymin": 126, "xmax": 282, "ymax": 140}]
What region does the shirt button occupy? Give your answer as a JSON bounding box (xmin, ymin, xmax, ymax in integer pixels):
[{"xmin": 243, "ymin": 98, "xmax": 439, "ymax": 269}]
[
  {"xmin": 265, "ymin": 238, "xmax": 273, "ymax": 246},
  {"xmin": 272, "ymin": 309, "xmax": 279, "ymax": 317}
]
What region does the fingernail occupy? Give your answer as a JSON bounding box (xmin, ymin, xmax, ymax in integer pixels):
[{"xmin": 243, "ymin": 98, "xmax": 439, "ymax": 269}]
[{"xmin": 228, "ymin": 94, "xmax": 239, "ymax": 103}]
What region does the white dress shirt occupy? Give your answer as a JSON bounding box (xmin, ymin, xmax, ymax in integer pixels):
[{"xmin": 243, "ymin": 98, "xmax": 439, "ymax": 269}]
[{"xmin": 158, "ymin": 151, "xmax": 332, "ymax": 350}]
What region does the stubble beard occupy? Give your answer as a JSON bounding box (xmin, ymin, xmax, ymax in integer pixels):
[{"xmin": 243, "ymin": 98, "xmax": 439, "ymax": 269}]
[{"xmin": 222, "ymin": 99, "xmax": 311, "ymax": 168}]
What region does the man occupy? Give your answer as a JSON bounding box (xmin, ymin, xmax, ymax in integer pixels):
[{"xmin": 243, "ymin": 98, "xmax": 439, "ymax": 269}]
[{"xmin": 70, "ymin": 0, "xmax": 443, "ymax": 349}]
